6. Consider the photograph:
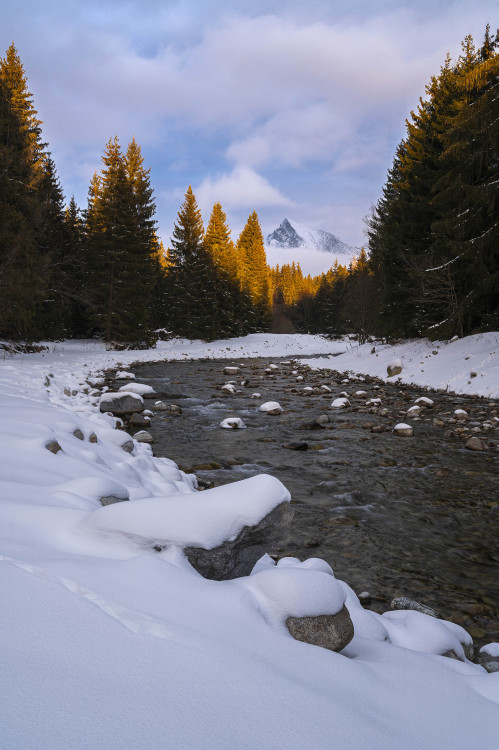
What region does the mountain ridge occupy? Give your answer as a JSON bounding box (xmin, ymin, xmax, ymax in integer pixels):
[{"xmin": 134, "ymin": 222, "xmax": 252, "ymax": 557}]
[{"xmin": 266, "ymin": 218, "xmax": 355, "ymax": 257}]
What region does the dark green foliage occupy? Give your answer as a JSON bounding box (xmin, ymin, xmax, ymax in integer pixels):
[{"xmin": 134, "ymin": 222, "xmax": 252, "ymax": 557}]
[
  {"xmin": 0, "ymin": 79, "xmax": 47, "ymax": 338},
  {"xmin": 368, "ymin": 27, "xmax": 499, "ymax": 339},
  {"xmin": 84, "ymin": 137, "xmax": 158, "ymax": 345}
]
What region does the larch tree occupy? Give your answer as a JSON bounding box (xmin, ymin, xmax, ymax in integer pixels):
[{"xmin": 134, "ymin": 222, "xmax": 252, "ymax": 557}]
[{"xmin": 236, "ymin": 211, "xmax": 271, "ymax": 331}]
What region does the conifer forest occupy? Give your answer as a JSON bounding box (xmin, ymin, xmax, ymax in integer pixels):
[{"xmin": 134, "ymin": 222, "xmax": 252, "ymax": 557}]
[{"xmin": 1, "ymin": 29, "xmax": 497, "ymax": 346}]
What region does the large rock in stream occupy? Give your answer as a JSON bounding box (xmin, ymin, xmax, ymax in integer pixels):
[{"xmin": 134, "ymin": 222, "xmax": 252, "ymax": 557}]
[{"xmin": 185, "ymin": 501, "xmax": 294, "ymax": 580}]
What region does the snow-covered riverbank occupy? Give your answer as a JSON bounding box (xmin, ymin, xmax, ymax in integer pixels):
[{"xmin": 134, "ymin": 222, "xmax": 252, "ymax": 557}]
[{"xmin": 1, "ymin": 333, "xmax": 498, "ymax": 749}]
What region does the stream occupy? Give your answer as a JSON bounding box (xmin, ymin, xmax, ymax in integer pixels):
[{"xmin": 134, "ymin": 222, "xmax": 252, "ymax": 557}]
[{"xmin": 129, "ymin": 356, "xmax": 499, "ymax": 644}]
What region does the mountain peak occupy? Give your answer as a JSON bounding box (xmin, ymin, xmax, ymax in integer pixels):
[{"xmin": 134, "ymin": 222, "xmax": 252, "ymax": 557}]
[{"xmin": 266, "ymin": 218, "xmax": 354, "ymax": 257}]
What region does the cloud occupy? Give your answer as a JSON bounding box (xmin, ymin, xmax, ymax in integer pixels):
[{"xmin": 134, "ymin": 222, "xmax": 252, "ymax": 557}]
[{"xmin": 194, "ymin": 165, "xmax": 293, "ymax": 213}]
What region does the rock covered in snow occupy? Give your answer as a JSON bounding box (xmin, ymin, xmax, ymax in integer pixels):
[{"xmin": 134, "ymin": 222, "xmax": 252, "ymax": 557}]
[
  {"xmin": 393, "ymin": 423, "xmax": 414, "ymax": 436},
  {"xmin": 115, "ymin": 370, "xmax": 135, "ymax": 379},
  {"xmin": 222, "ymin": 383, "xmax": 237, "ymax": 394},
  {"xmin": 220, "ymin": 417, "xmax": 246, "ymax": 429},
  {"xmin": 118, "ymin": 382, "xmax": 155, "ymax": 395},
  {"xmin": 99, "ymin": 391, "xmax": 144, "ymax": 415},
  {"xmin": 331, "ymin": 397, "xmax": 350, "ymax": 409},
  {"xmin": 415, "ymin": 396, "xmax": 434, "ymax": 407},
  {"xmin": 259, "ymin": 401, "xmax": 283, "ymax": 415},
  {"xmin": 387, "ymin": 359, "xmax": 403, "ymax": 377}
]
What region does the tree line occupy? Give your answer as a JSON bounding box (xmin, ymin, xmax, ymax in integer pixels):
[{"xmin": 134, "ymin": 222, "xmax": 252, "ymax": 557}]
[
  {"xmin": 367, "ymin": 26, "xmax": 499, "ymax": 340},
  {"xmin": 1, "ymin": 29, "xmax": 497, "ymax": 346}
]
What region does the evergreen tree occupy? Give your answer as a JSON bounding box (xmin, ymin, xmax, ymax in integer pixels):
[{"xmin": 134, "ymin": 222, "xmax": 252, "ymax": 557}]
[
  {"xmin": 168, "ymin": 187, "xmax": 220, "ymax": 340},
  {"xmin": 84, "ymin": 137, "xmax": 157, "ymax": 344},
  {"xmin": 0, "ymin": 79, "xmax": 46, "ymax": 338}
]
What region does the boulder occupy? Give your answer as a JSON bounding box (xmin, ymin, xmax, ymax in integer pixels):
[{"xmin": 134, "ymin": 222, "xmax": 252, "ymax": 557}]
[
  {"xmin": 331, "ymin": 397, "xmax": 350, "ymax": 409},
  {"xmin": 184, "ymin": 501, "xmax": 294, "ymax": 580},
  {"xmin": 220, "ymin": 417, "xmax": 246, "ymax": 429},
  {"xmin": 286, "ymin": 605, "xmax": 354, "ymax": 652},
  {"xmin": 387, "ymin": 359, "xmax": 403, "ymax": 377},
  {"xmin": 393, "ymin": 423, "xmax": 414, "ymax": 436},
  {"xmin": 99, "ymin": 392, "xmax": 144, "ymax": 415},
  {"xmin": 133, "ymin": 430, "xmax": 154, "ymax": 443},
  {"xmin": 282, "ymin": 442, "xmax": 308, "ymax": 451},
  {"xmin": 100, "ymin": 495, "xmax": 129, "ymax": 506},
  {"xmin": 128, "ymin": 412, "xmax": 151, "ymax": 427},
  {"xmin": 465, "ymin": 436, "xmax": 484, "ymax": 451},
  {"xmin": 223, "ymin": 366, "xmax": 240, "ymax": 375},
  {"xmin": 46, "ymin": 440, "xmax": 62, "ymax": 454},
  {"xmin": 259, "ymin": 401, "xmax": 283, "ymax": 415}
]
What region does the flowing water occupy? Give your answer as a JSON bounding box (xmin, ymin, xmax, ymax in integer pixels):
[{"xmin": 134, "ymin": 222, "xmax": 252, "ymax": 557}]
[{"xmin": 130, "ymin": 356, "xmax": 499, "ymax": 642}]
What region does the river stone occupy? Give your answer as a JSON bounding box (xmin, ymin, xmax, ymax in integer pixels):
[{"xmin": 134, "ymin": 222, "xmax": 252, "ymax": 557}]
[
  {"xmin": 133, "ymin": 430, "xmax": 154, "ymax": 443},
  {"xmin": 128, "ymin": 412, "xmax": 151, "ymax": 427},
  {"xmin": 100, "ymin": 495, "xmax": 129, "ymax": 506},
  {"xmin": 220, "ymin": 417, "xmax": 246, "ymax": 429},
  {"xmin": 465, "ymin": 436, "xmax": 484, "ymax": 451},
  {"xmin": 391, "ymin": 597, "xmax": 438, "ymax": 618},
  {"xmin": 387, "ymin": 359, "xmax": 403, "ymax": 377},
  {"xmin": 99, "ymin": 392, "xmax": 144, "ymax": 415},
  {"xmin": 223, "ymin": 366, "xmax": 240, "ymax": 375},
  {"xmin": 46, "ymin": 440, "xmax": 62, "ymax": 454},
  {"xmin": 393, "ymin": 423, "xmax": 414, "ymax": 436},
  {"xmin": 184, "ymin": 501, "xmax": 294, "ymax": 580},
  {"xmin": 121, "ymin": 440, "xmax": 134, "ymax": 453},
  {"xmin": 286, "ymin": 605, "xmax": 354, "ymax": 652},
  {"xmin": 259, "ymin": 401, "xmax": 283, "ymax": 415},
  {"xmin": 283, "ymin": 441, "xmax": 309, "ymax": 451}
]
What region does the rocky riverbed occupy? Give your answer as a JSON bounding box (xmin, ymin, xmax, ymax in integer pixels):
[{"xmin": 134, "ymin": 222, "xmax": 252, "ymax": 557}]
[{"xmin": 106, "ymin": 356, "xmax": 499, "ymax": 648}]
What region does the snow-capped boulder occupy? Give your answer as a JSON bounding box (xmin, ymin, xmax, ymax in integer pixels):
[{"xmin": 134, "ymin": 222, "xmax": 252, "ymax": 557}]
[
  {"xmin": 118, "ymin": 383, "xmax": 155, "ymax": 395},
  {"xmin": 387, "ymin": 359, "xmax": 403, "ymax": 377},
  {"xmin": 220, "ymin": 417, "xmax": 246, "ymax": 429},
  {"xmin": 393, "ymin": 423, "xmax": 414, "ymax": 436},
  {"xmin": 223, "ymin": 366, "xmax": 240, "ymax": 375},
  {"xmin": 331, "ymin": 397, "xmax": 350, "ymax": 409},
  {"xmin": 415, "ymin": 397, "xmax": 434, "ymax": 407},
  {"xmin": 259, "ymin": 402, "xmax": 283, "ymax": 415},
  {"xmin": 222, "ymin": 383, "xmax": 236, "ymax": 394}
]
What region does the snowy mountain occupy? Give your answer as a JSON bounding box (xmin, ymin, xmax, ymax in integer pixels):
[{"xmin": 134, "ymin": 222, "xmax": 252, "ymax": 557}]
[{"xmin": 265, "ymin": 218, "xmax": 357, "ymax": 275}]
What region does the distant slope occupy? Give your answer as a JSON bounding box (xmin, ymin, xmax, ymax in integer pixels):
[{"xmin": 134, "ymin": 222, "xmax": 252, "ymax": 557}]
[{"xmin": 265, "ymin": 218, "xmax": 357, "ymax": 275}]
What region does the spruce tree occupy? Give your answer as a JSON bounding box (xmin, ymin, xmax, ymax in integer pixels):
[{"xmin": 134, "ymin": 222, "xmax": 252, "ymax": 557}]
[
  {"xmin": 0, "ymin": 79, "xmax": 46, "ymax": 338},
  {"xmin": 168, "ymin": 187, "xmax": 220, "ymax": 340}
]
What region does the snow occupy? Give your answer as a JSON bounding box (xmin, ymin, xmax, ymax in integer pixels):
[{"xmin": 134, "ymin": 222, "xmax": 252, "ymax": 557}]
[
  {"xmin": 302, "ymin": 332, "xmax": 499, "ymax": 398},
  {"xmin": 118, "ymin": 382, "xmax": 155, "ymax": 394},
  {"xmin": 0, "ymin": 332, "xmax": 498, "ymax": 749}
]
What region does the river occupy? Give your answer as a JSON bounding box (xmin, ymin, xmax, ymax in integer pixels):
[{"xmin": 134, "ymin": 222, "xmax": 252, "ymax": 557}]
[{"xmin": 130, "ymin": 356, "xmax": 499, "ymax": 644}]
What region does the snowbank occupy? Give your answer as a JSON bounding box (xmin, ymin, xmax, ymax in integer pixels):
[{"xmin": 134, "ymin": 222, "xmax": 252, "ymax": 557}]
[{"xmin": 302, "ymin": 332, "xmax": 499, "ymax": 398}]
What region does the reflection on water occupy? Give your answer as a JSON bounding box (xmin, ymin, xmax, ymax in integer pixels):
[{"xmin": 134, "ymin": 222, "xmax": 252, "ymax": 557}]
[{"xmin": 132, "ymin": 357, "xmax": 499, "ymax": 642}]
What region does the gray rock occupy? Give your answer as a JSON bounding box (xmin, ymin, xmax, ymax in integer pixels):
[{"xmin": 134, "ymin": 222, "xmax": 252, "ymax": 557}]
[
  {"xmin": 133, "ymin": 430, "xmax": 154, "ymax": 443},
  {"xmin": 185, "ymin": 501, "xmax": 294, "ymax": 580},
  {"xmin": 286, "ymin": 605, "xmax": 354, "ymax": 652},
  {"xmin": 129, "ymin": 412, "xmax": 151, "ymax": 427},
  {"xmin": 282, "ymin": 441, "xmax": 308, "ymax": 451},
  {"xmin": 121, "ymin": 440, "xmax": 134, "ymax": 453},
  {"xmin": 99, "ymin": 392, "xmax": 144, "ymax": 415},
  {"xmin": 89, "ymin": 433, "xmax": 98, "ymax": 443},
  {"xmin": 46, "ymin": 440, "xmax": 62, "ymax": 454},
  {"xmin": 99, "ymin": 495, "xmax": 129, "ymax": 506},
  {"xmin": 391, "ymin": 597, "xmax": 438, "ymax": 618},
  {"xmin": 73, "ymin": 429, "xmax": 84, "ymax": 441},
  {"xmin": 476, "ymin": 659, "xmax": 499, "ymax": 673}
]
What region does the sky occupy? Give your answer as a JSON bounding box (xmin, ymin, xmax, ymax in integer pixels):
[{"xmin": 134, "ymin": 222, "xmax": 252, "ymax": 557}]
[{"xmin": 1, "ymin": 0, "xmax": 497, "ymax": 249}]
